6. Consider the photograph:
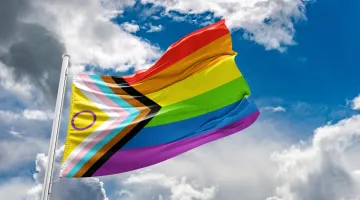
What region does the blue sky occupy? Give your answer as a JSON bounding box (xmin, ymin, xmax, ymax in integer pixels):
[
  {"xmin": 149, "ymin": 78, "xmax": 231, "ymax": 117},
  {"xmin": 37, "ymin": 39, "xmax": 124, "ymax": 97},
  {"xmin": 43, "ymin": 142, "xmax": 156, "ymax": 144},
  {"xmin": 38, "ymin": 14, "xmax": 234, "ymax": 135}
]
[{"xmin": 1, "ymin": 0, "xmax": 360, "ymax": 200}]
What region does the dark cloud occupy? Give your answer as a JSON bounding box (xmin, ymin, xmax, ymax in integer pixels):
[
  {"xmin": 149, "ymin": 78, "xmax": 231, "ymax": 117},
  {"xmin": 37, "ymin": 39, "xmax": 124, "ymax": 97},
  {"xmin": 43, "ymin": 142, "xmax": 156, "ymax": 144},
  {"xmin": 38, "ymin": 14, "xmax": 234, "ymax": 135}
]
[
  {"xmin": 0, "ymin": 0, "xmax": 65, "ymax": 106},
  {"xmin": 0, "ymin": 0, "xmax": 26, "ymax": 43}
]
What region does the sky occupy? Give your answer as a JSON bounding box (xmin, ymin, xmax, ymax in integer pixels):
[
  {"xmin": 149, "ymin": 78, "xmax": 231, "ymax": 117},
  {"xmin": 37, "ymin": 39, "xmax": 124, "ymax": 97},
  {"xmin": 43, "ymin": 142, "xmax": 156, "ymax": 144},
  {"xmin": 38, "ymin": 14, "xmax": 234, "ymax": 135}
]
[{"xmin": 0, "ymin": 0, "xmax": 360, "ymax": 200}]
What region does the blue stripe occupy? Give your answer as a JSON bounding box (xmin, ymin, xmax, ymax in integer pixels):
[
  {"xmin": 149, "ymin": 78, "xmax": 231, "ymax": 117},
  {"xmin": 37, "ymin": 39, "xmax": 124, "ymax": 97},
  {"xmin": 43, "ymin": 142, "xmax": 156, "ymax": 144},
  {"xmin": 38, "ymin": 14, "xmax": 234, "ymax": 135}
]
[
  {"xmin": 122, "ymin": 97, "xmax": 258, "ymax": 150},
  {"xmin": 67, "ymin": 75, "xmax": 139, "ymax": 177}
]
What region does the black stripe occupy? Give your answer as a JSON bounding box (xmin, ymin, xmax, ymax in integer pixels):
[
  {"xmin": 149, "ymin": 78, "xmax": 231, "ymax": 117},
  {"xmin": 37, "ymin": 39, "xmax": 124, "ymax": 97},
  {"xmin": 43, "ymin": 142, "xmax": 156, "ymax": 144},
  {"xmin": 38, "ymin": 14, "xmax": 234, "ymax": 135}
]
[
  {"xmin": 83, "ymin": 77, "xmax": 161, "ymax": 177},
  {"xmin": 111, "ymin": 77, "xmax": 159, "ymax": 106}
]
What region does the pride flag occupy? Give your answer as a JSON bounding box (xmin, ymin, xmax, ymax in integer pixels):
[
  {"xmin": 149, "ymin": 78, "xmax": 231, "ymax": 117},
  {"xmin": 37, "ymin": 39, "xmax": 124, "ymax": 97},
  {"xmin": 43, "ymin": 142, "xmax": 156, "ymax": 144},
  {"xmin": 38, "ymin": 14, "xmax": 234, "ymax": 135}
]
[{"xmin": 60, "ymin": 19, "xmax": 259, "ymax": 178}]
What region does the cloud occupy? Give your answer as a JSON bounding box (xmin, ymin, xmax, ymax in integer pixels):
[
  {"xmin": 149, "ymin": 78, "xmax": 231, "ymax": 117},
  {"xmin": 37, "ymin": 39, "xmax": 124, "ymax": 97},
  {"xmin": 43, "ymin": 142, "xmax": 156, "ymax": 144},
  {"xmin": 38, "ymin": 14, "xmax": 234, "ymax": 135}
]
[
  {"xmin": 8, "ymin": 127, "xmax": 23, "ymax": 138},
  {"xmin": 0, "ymin": 109, "xmax": 53, "ymax": 123},
  {"xmin": 27, "ymin": 146, "xmax": 108, "ymax": 200},
  {"xmin": 263, "ymin": 106, "xmax": 286, "ymax": 112},
  {"xmin": 351, "ymin": 95, "xmax": 360, "ymax": 110},
  {"xmin": 22, "ymin": 109, "xmax": 54, "ymax": 121},
  {"xmin": 267, "ymin": 115, "xmax": 360, "ymax": 200},
  {"xmin": 120, "ymin": 22, "xmax": 140, "ymax": 33},
  {"xmin": 117, "ymin": 171, "xmax": 216, "ymax": 200},
  {"xmin": 29, "ymin": 0, "xmax": 162, "ymax": 71},
  {"xmin": 146, "ymin": 24, "xmax": 164, "ymax": 33},
  {"xmin": 140, "ymin": 0, "xmax": 312, "ymax": 51}
]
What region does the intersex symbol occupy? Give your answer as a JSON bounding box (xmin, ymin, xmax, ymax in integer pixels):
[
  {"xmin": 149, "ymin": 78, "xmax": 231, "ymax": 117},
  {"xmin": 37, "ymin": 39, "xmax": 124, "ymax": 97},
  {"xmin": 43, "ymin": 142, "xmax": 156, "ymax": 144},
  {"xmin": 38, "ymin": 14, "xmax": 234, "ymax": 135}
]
[{"xmin": 71, "ymin": 110, "xmax": 97, "ymax": 131}]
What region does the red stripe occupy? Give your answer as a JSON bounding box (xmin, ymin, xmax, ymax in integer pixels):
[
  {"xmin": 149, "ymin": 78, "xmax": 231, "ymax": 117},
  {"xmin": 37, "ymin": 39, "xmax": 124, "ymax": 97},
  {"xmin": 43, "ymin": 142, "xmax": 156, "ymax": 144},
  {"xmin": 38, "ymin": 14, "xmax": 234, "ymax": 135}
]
[{"xmin": 123, "ymin": 19, "xmax": 229, "ymax": 84}]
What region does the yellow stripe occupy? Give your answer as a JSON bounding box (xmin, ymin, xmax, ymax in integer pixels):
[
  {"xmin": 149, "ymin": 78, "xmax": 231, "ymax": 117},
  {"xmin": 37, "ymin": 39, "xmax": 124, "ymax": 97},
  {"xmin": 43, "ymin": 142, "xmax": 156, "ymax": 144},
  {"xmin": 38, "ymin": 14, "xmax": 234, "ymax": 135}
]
[
  {"xmin": 62, "ymin": 84, "xmax": 110, "ymax": 162},
  {"xmin": 145, "ymin": 55, "xmax": 241, "ymax": 107},
  {"xmin": 131, "ymin": 34, "xmax": 236, "ymax": 95}
]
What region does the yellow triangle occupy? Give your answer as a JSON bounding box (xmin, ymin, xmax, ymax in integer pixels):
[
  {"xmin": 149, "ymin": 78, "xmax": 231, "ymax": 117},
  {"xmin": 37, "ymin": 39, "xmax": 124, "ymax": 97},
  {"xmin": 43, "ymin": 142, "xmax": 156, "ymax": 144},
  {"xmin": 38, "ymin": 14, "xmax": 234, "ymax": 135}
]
[{"xmin": 62, "ymin": 83, "xmax": 110, "ymax": 162}]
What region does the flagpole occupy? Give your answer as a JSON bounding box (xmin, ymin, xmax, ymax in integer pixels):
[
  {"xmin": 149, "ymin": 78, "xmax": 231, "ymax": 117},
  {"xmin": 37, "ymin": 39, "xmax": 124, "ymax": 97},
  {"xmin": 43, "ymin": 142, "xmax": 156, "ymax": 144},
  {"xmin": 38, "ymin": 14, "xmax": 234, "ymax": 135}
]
[{"xmin": 41, "ymin": 54, "xmax": 70, "ymax": 200}]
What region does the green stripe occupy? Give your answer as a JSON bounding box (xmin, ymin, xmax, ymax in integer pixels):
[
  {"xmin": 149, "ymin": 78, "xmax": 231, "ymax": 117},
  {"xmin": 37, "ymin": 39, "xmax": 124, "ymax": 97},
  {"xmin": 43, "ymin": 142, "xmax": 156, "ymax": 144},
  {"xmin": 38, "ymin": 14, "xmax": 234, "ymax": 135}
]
[{"xmin": 146, "ymin": 76, "xmax": 251, "ymax": 127}]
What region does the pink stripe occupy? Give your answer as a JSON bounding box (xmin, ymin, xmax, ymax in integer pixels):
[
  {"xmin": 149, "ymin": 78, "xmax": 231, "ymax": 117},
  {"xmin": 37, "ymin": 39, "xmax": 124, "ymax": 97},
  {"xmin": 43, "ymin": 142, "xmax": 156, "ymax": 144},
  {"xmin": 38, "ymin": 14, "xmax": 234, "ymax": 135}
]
[{"xmin": 62, "ymin": 75, "xmax": 129, "ymax": 175}]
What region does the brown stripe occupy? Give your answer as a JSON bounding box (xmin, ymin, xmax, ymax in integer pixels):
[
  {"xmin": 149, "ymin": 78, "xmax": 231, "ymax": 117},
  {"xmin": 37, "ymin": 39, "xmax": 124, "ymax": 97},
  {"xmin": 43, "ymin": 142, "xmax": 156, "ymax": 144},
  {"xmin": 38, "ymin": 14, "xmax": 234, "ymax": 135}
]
[{"xmin": 73, "ymin": 77, "xmax": 150, "ymax": 177}]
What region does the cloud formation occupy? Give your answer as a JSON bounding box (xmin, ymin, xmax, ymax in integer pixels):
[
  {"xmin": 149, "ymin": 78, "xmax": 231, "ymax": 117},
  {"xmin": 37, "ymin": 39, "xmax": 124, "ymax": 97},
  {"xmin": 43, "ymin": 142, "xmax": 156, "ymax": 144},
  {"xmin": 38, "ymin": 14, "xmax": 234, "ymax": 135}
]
[
  {"xmin": 141, "ymin": 0, "xmax": 312, "ymax": 51},
  {"xmin": 268, "ymin": 115, "xmax": 360, "ymax": 200},
  {"xmin": 263, "ymin": 106, "xmax": 287, "ymax": 112},
  {"xmin": 120, "ymin": 22, "xmax": 141, "ymax": 33},
  {"xmin": 146, "ymin": 24, "xmax": 164, "ymax": 33},
  {"xmin": 117, "ymin": 171, "xmax": 216, "ymax": 200},
  {"xmin": 0, "ymin": 109, "xmax": 53, "ymax": 123},
  {"xmin": 351, "ymin": 95, "xmax": 360, "ymax": 110}
]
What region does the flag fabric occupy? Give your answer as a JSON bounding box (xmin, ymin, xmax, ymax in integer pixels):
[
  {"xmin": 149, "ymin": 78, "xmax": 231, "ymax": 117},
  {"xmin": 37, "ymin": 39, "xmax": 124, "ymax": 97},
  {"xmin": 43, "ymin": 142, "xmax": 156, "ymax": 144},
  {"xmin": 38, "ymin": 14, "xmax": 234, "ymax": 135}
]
[{"xmin": 60, "ymin": 19, "xmax": 260, "ymax": 178}]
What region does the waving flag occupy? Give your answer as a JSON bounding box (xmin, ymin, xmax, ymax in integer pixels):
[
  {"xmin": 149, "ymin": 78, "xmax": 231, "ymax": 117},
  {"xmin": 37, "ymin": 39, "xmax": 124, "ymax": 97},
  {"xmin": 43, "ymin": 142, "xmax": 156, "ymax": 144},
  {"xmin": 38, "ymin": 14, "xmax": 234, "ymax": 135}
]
[{"xmin": 60, "ymin": 19, "xmax": 260, "ymax": 178}]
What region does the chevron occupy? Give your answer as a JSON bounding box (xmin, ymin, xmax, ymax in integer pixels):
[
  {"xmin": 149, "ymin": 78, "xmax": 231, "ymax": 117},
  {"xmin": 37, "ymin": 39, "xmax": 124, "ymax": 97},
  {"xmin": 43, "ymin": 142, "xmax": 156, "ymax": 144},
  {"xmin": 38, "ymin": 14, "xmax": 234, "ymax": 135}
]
[
  {"xmin": 61, "ymin": 74, "xmax": 140, "ymax": 177},
  {"xmin": 79, "ymin": 76, "xmax": 161, "ymax": 177}
]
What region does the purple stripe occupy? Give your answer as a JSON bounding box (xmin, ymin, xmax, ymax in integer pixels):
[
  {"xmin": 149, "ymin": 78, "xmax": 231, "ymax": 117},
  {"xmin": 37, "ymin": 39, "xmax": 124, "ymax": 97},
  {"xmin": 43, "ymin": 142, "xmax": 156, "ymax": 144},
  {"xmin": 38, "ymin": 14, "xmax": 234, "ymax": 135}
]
[{"xmin": 92, "ymin": 110, "xmax": 260, "ymax": 177}]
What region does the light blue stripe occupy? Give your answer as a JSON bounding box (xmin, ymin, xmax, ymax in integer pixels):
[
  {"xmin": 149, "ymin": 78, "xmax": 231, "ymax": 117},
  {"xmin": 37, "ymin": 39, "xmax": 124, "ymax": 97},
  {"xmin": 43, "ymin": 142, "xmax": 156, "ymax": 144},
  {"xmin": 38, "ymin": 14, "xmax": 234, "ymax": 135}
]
[{"xmin": 67, "ymin": 75, "xmax": 139, "ymax": 177}]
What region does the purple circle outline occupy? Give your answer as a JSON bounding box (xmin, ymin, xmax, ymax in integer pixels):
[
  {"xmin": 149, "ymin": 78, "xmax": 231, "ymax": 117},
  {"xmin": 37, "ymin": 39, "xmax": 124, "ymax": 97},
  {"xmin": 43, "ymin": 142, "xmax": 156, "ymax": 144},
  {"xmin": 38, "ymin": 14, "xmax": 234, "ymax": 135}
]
[{"xmin": 71, "ymin": 110, "xmax": 97, "ymax": 131}]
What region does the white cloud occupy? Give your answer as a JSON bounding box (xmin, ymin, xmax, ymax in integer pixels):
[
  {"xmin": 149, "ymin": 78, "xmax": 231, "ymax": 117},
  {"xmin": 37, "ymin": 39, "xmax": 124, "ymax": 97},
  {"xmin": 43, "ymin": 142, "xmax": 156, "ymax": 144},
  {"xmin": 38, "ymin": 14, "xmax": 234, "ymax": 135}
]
[
  {"xmin": 27, "ymin": 146, "xmax": 109, "ymax": 200},
  {"xmin": 263, "ymin": 106, "xmax": 286, "ymax": 112},
  {"xmin": 141, "ymin": 0, "xmax": 312, "ymax": 51},
  {"xmin": 121, "ymin": 22, "xmax": 140, "ymax": 33},
  {"xmin": 22, "ymin": 109, "xmax": 54, "ymax": 121},
  {"xmin": 146, "ymin": 24, "xmax": 164, "ymax": 33},
  {"xmin": 28, "ymin": 0, "xmax": 162, "ymax": 72},
  {"xmin": 8, "ymin": 127, "xmax": 23, "ymax": 138},
  {"xmin": 120, "ymin": 172, "xmax": 216, "ymax": 200},
  {"xmin": 0, "ymin": 109, "xmax": 53, "ymax": 123},
  {"xmin": 351, "ymin": 95, "xmax": 360, "ymax": 110},
  {"xmin": 268, "ymin": 115, "xmax": 360, "ymax": 200}
]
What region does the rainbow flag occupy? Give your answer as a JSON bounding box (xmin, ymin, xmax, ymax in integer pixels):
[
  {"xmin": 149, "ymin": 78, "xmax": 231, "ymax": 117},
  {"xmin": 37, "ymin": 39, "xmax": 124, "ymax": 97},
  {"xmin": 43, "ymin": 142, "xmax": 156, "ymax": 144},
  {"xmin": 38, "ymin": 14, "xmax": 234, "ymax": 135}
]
[{"xmin": 60, "ymin": 19, "xmax": 260, "ymax": 178}]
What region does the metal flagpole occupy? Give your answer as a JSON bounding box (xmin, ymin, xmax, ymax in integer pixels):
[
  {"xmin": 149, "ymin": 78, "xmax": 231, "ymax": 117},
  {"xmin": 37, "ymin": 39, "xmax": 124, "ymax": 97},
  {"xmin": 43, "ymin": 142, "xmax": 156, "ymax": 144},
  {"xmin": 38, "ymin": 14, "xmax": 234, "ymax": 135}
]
[{"xmin": 41, "ymin": 54, "xmax": 70, "ymax": 200}]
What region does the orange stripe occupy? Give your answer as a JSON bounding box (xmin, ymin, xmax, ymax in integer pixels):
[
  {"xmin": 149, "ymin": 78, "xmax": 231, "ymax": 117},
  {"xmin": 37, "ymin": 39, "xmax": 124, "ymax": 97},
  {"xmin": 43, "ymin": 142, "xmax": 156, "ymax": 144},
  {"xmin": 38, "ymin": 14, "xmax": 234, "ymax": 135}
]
[
  {"xmin": 74, "ymin": 77, "xmax": 150, "ymax": 177},
  {"xmin": 123, "ymin": 19, "xmax": 229, "ymax": 84},
  {"xmin": 130, "ymin": 33, "xmax": 235, "ymax": 95}
]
